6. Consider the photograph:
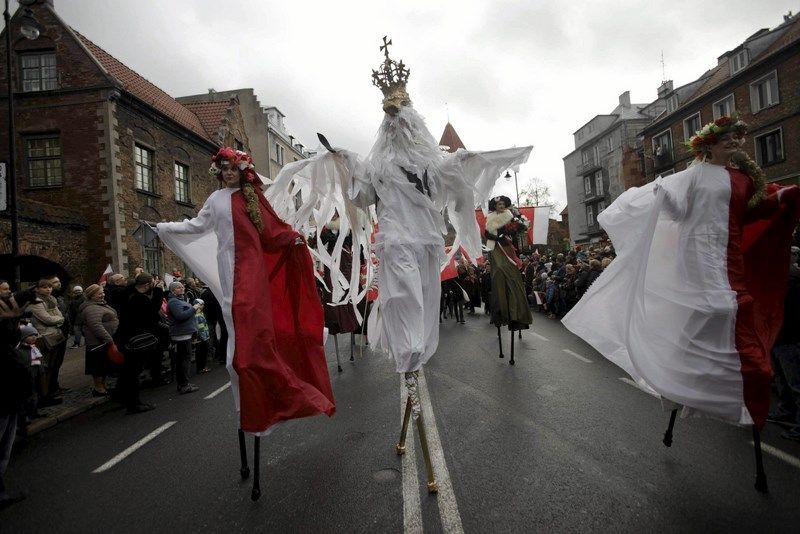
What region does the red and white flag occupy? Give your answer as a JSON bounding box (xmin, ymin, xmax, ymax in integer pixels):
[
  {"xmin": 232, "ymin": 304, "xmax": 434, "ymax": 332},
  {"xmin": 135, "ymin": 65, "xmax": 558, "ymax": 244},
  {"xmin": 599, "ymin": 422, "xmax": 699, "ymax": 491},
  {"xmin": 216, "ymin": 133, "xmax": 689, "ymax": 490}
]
[{"xmin": 98, "ymin": 264, "xmax": 113, "ymax": 284}]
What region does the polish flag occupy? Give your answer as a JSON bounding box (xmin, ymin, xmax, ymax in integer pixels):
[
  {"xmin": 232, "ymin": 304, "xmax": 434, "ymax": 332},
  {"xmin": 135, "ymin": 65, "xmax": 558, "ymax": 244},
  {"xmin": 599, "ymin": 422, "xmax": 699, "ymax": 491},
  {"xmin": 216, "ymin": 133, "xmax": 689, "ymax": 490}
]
[{"xmin": 98, "ymin": 264, "xmax": 113, "ymax": 284}]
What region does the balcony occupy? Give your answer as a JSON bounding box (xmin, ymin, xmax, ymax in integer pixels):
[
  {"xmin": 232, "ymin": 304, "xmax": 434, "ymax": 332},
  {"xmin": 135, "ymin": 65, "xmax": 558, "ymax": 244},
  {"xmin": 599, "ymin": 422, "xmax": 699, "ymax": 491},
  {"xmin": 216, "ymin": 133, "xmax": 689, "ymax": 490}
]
[
  {"xmin": 653, "ymin": 150, "xmax": 674, "ymax": 171},
  {"xmin": 583, "ymin": 191, "xmax": 606, "ymax": 203},
  {"xmin": 577, "ymin": 158, "xmax": 602, "ymax": 175}
]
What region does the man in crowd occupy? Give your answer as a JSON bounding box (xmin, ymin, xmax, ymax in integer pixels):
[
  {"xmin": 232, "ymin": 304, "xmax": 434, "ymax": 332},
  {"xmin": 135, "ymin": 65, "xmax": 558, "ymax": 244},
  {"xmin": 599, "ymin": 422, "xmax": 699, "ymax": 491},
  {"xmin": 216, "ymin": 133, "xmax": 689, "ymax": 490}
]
[
  {"xmin": 45, "ymin": 276, "xmax": 70, "ymax": 397},
  {"xmin": 166, "ymin": 282, "xmax": 199, "ymax": 394}
]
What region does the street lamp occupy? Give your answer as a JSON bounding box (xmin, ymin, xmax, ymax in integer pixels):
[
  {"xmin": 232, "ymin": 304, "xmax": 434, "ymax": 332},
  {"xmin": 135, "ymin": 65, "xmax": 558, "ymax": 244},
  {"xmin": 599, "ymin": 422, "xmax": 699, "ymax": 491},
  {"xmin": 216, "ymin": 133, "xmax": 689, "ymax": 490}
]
[
  {"xmin": 504, "ymin": 169, "xmax": 520, "ymax": 207},
  {"xmin": 4, "ymin": 0, "xmax": 41, "ymax": 288}
]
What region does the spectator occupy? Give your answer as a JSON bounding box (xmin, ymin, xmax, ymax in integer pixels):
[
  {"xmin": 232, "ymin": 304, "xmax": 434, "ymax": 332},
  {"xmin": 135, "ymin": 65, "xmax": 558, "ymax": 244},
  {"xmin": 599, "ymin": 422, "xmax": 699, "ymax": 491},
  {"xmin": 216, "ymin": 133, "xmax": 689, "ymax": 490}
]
[
  {"xmin": 15, "ymin": 324, "xmax": 44, "ymax": 424},
  {"xmin": 45, "ymin": 276, "xmax": 70, "ymax": 396},
  {"xmin": 78, "ymin": 284, "xmax": 119, "ymax": 397},
  {"xmin": 67, "ymin": 285, "xmax": 85, "ymax": 348},
  {"xmin": 104, "ymin": 273, "xmax": 128, "ymax": 318},
  {"xmin": 28, "ymin": 279, "xmax": 65, "ymax": 407},
  {"xmin": 193, "ymin": 299, "xmax": 211, "ymax": 374},
  {"xmin": 167, "ymin": 282, "xmax": 200, "ymax": 394},
  {"xmin": 574, "ymin": 261, "xmax": 592, "ymax": 299},
  {"xmin": 199, "ymin": 284, "xmax": 224, "ymax": 364},
  {"xmin": 587, "ymin": 259, "xmax": 604, "ymax": 287}
]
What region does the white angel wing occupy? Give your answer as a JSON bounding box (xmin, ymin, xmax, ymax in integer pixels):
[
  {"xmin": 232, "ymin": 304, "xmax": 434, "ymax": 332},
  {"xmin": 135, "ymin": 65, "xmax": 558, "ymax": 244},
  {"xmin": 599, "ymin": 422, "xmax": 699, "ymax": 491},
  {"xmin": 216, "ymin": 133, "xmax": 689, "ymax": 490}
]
[{"xmin": 265, "ymin": 149, "xmax": 375, "ymax": 319}]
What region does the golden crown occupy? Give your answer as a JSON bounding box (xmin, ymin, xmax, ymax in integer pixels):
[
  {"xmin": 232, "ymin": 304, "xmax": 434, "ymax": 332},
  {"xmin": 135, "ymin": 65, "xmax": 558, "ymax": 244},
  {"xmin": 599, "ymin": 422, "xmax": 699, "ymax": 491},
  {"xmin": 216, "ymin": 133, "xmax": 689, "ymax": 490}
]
[{"xmin": 371, "ymin": 36, "xmax": 411, "ymax": 115}]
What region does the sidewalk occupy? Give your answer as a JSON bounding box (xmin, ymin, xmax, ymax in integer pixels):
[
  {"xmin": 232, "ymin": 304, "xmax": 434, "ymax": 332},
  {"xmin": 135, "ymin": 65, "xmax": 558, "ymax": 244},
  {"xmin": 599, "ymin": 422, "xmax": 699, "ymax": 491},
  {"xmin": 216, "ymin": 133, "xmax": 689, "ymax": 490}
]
[{"xmin": 27, "ymin": 345, "xmax": 110, "ymax": 436}]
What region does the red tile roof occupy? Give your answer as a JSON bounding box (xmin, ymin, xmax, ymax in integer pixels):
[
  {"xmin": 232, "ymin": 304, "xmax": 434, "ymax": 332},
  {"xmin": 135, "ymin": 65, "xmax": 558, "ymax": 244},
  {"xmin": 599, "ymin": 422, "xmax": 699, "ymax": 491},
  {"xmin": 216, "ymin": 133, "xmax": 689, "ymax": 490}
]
[
  {"xmin": 72, "ymin": 29, "xmax": 211, "ymax": 142},
  {"xmin": 181, "ymin": 100, "xmax": 231, "ymax": 139},
  {"xmin": 439, "ymin": 122, "xmax": 466, "ymax": 153}
]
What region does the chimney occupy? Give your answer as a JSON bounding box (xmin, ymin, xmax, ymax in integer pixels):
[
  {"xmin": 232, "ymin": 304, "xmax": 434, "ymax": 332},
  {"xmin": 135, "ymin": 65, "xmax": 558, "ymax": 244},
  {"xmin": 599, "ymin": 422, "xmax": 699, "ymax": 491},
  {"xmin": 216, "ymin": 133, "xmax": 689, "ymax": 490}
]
[
  {"xmin": 657, "ymin": 80, "xmax": 673, "ymax": 99},
  {"xmin": 618, "ymin": 91, "xmax": 631, "ymax": 108},
  {"xmin": 208, "ymin": 88, "xmax": 216, "ymax": 94}
]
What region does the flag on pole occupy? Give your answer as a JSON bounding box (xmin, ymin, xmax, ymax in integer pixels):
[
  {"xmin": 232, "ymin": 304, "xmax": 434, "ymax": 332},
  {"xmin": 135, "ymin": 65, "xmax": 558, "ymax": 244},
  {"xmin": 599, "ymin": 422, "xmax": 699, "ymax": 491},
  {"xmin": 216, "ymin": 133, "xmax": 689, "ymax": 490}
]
[{"xmin": 98, "ymin": 264, "xmax": 113, "ymax": 284}]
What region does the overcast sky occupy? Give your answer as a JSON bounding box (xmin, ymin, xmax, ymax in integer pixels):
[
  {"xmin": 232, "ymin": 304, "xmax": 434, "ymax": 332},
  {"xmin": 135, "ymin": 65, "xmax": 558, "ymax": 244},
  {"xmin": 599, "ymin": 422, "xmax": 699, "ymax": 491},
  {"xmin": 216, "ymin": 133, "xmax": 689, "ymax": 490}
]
[{"xmin": 37, "ymin": 0, "xmax": 800, "ymax": 213}]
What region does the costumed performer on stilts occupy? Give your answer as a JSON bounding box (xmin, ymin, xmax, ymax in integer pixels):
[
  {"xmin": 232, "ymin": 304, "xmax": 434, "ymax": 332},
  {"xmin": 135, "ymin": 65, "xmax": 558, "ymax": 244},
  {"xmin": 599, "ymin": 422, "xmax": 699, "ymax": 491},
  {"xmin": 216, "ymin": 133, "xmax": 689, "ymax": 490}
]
[
  {"xmin": 265, "ymin": 37, "xmax": 532, "ymax": 494},
  {"xmin": 155, "ymin": 148, "xmax": 335, "ymax": 500},
  {"xmin": 484, "ymin": 195, "xmax": 533, "ymax": 364},
  {"xmin": 562, "ymin": 115, "xmax": 800, "ymax": 492}
]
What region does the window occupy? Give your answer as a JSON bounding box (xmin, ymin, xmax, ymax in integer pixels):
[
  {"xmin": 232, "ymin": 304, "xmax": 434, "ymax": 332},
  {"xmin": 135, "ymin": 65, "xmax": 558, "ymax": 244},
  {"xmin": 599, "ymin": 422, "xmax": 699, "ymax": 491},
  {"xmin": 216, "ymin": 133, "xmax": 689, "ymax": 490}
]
[
  {"xmin": 730, "ymin": 49, "xmax": 749, "ymax": 75},
  {"xmin": 712, "ymin": 95, "xmax": 735, "ymax": 120},
  {"xmin": 20, "ymin": 52, "xmax": 57, "ymax": 92},
  {"xmin": 142, "ymin": 243, "xmax": 161, "ymax": 277},
  {"xmin": 598, "ymin": 201, "xmax": 606, "ymax": 213},
  {"xmin": 26, "ymin": 136, "xmax": 62, "ymax": 187},
  {"xmin": 652, "ymin": 130, "xmax": 672, "ymax": 159},
  {"xmin": 606, "ymin": 136, "xmax": 613, "ymax": 153},
  {"xmin": 754, "ymin": 128, "xmax": 783, "ymax": 166},
  {"xmin": 586, "ymin": 205, "xmax": 594, "ymax": 227},
  {"xmin": 592, "ymin": 145, "xmax": 600, "ymax": 163},
  {"xmin": 581, "ymin": 149, "xmax": 591, "ymax": 165},
  {"xmin": 683, "ymin": 112, "xmax": 701, "ymax": 141},
  {"xmin": 234, "ymin": 139, "xmax": 244, "ymax": 151},
  {"xmin": 594, "ymin": 171, "xmax": 604, "ymax": 196},
  {"xmin": 666, "ymin": 94, "xmax": 678, "ymax": 114},
  {"xmin": 576, "ymin": 130, "xmax": 584, "ymax": 141},
  {"xmin": 750, "ymin": 71, "xmax": 779, "ymax": 112},
  {"xmin": 584, "ymin": 176, "xmax": 592, "ymax": 196},
  {"xmin": 135, "ymin": 144, "xmax": 155, "ymax": 192},
  {"xmin": 174, "ymin": 162, "xmax": 190, "ymax": 204},
  {"xmin": 274, "ymin": 143, "xmax": 285, "ymax": 165}
]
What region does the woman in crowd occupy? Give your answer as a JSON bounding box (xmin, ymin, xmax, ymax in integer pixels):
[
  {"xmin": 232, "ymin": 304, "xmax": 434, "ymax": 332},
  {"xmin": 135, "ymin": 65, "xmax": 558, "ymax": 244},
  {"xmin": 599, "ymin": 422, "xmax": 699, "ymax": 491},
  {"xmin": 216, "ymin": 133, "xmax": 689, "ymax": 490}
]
[
  {"xmin": 28, "ymin": 279, "xmax": 64, "ymax": 407},
  {"xmin": 77, "ymin": 284, "xmax": 117, "ymax": 397}
]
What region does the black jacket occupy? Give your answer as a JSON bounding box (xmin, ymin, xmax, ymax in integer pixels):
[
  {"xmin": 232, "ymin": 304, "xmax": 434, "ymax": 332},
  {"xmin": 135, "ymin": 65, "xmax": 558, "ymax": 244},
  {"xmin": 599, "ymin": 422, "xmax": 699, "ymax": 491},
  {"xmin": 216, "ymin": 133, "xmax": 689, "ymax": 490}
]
[{"xmin": 117, "ymin": 286, "xmax": 165, "ymax": 344}]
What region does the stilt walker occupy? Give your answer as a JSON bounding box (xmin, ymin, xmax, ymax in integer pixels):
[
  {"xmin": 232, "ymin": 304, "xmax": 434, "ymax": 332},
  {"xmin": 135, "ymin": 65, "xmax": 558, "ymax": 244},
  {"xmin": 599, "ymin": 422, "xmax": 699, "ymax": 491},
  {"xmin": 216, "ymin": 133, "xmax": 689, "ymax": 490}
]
[
  {"xmin": 563, "ymin": 115, "xmax": 800, "ymax": 492},
  {"xmin": 157, "ymin": 148, "xmax": 336, "ymax": 501},
  {"xmin": 266, "ymin": 37, "xmax": 531, "ymax": 494}
]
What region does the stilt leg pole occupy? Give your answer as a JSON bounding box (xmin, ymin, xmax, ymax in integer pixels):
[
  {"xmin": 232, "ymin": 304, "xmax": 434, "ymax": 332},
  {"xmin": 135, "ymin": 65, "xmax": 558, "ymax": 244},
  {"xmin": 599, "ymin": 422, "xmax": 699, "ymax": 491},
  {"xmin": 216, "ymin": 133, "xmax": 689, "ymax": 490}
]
[
  {"xmin": 238, "ymin": 428, "xmax": 249, "ymax": 479},
  {"xmin": 350, "ymin": 332, "xmax": 355, "ymax": 361},
  {"xmin": 416, "ymin": 408, "xmax": 439, "ymax": 494},
  {"xmin": 662, "ymin": 409, "xmax": 678, "ymax": 447},
  {"xmin": 396, "ymin": 396, "xmax": 412, "ymax": 455},
  {"xmin": 497, "ymin": 326, "xmax": 504, "ymax": 359},
  {"xmin": 334, "ymin": 335, "xmax": 342, "ymax": 373},
  {"xmin": 251, "ymin": 436, "xmax": 261, "ymax": 501},
  {"xmin": 510, "ymin": 329, "xmax": 515, "ymax": 366},
  {"xmin": 518, "ymin": 329, "xmax": 522, "ymax": 340},
  {"xmin": 752, "ymin": 425, "xmax": 768, "ymax": 494}
]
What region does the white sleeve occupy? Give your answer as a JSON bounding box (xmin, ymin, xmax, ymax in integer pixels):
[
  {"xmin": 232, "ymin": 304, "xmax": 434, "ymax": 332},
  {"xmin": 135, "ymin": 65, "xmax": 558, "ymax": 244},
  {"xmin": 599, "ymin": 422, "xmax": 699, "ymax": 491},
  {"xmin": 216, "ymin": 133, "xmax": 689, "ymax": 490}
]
[{"xmin": 157, "ymin": 192, "xmax": 215, "ymax": 235}]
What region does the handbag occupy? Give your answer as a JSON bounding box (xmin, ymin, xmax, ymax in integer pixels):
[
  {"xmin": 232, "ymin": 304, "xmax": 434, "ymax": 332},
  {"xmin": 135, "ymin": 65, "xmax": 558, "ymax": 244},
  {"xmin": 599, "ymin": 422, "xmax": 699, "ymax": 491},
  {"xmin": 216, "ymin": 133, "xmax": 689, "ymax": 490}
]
[
  {"xmin": 124, "ymin": 332, "xmax": 160, "ymax": 352},
  {"xmin": 107, "ymin": 342, "xmax": 125, "ymax": 365},
  {"xmin": 41, "ymin": 330, "xmax": 66, "ymax": 349}
]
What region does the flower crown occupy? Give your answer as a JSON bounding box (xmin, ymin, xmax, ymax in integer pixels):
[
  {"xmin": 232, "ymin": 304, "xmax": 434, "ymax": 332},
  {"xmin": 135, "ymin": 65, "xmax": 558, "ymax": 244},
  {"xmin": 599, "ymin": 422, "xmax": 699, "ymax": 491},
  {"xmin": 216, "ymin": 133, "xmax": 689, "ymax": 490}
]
[
  {"xmin": 685, "ymin": 115, "xmax": 748, "ymax": 155},
  {"xmin": 208, "ymin": 147, "xmax": 260, "ymax": 185}
]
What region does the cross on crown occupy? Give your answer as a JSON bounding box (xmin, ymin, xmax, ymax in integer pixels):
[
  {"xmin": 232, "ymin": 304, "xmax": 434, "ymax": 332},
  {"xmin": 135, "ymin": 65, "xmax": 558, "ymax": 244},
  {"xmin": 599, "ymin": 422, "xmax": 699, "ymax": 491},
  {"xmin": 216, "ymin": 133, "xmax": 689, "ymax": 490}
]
[{"xmin": 371, "ymin": 35, "xmax": 410, "ymax": 96}]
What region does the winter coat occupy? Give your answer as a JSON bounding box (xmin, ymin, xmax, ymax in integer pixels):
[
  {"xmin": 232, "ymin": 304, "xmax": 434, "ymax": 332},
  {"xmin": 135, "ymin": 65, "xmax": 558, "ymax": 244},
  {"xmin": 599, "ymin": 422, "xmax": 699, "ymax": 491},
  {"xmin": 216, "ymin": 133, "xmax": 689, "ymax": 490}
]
[
  {"xmin": 78, "ymin": 300, "xmax": 119, "ymax": 346},
  {"xmin": 29, "ymin": 295, "xmax": 65, "ymax": 338},
  {"xmin": 167, "ymin": 293, "xmax": 197, "ymax": 339},
  {"xmin": 116, "ymin": 286, "xmax": 165, "ymax": 344},
  {"xmin": 67, "ymin": 295, "xmax": 85, "ymax": 325}
]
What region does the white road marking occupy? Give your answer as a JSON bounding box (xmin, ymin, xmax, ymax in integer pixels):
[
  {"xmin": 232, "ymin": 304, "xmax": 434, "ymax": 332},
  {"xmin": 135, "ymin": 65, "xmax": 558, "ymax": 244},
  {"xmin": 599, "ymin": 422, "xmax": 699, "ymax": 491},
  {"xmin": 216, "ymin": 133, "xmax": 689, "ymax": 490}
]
[
  {"xmin": 562, "ymin": 348, "xmax": 592, "ymax": 363},
  {"xmin": 418, "ymin": 369, "xmax": 465, "ymax": 534},
  {"xmin": 529, "ymin": 332, "xmax": 549, "ymax": 342},
  {"xmin": 204, "ymin": 382, "xmax": 231, "ymax": 400},
  {"xmin": 400, "ymin": 376, "xmax": 422, "ymax": 534},
  {"xmin": 92, "ymin": 422, "xmax": 176, "ymax": 473},
  {"xmin": 751, "ymin": 441, "xmax": 800, "ymax": 469},
  {"xmin": 618, "ymin": 377, "xmax": 659, "ymax": 398}
]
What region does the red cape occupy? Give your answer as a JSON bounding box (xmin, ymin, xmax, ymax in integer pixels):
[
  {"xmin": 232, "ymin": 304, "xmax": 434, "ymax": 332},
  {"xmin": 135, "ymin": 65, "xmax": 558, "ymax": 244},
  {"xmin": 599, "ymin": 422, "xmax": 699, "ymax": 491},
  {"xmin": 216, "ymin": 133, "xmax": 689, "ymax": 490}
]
[{"xmin": 231, "ymin": 191, "xmax": 335, "ymax": 433}]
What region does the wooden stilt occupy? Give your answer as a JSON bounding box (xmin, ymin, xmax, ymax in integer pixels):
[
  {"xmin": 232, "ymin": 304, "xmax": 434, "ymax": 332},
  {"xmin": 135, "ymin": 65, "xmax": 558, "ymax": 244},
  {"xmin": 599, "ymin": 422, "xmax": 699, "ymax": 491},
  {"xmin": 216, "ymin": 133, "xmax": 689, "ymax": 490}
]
[
  {"xmin": 334, "ymin": 335, "xmax": 342, "ymax": 373},
  {"xmin": 396, "ymin": 396, "xmax": 412, "ymax": 455},
  {"xmin": 510, "ymin": 329, "xmax": 516, "ymax": 366},
  {"xmin": 662, "ymin": 408, "xmax": 678, "ymax": 447},
  {"xmin": 752, "ymin": 425, "xmax": 768, "ymax": 494},
  {"xmin": 350, "ymin": 332, "xmax": 355, "ymax": 361},
  {"xmin": 238, "ymin": 428, "xmax": 249, "ymax": 479},
  {"xmin": 497, "ymin": 326, "xmax": 504, "ymax": 359},
  {"xmin": 518, "ymin": 329, "xmax": 522, "ymax": 340},
  {"xmin": 416, "ymin": 409, "xmax": 439, "ymax": 493},
  {"xmin": 251, "ymin": 436, "xmax": 262, "ymax": 501}
]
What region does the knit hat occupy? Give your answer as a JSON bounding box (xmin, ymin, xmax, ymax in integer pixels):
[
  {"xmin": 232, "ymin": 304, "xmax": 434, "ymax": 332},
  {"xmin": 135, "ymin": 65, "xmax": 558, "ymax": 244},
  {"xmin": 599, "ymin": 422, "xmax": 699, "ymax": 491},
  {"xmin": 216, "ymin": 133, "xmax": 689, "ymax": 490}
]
[
  {"xmin": 20, "ymin": 324, "xmax": 39, "ymax": 339},
  {"xmin": 84, "ymin": 284, "xmax": 102, "ymax": 301},
  {"xmin": 134, "ymin": 273, "xmax": 153, "ymax": 285},
  {"xmin": 169, "ymin": 281, "xmax": 183, "ymax": 292},
  {"xmin": 73, "ymin": 285, "xmax": 83, "ymax": 293}
]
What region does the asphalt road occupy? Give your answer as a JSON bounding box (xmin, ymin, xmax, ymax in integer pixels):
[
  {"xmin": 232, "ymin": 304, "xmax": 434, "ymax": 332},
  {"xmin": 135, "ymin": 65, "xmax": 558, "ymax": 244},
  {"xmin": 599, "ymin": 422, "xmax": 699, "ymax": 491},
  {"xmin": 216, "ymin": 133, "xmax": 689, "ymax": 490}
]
[{"xmin": 3, "ymin": 309, "xmax": 800, "ymax": 533}]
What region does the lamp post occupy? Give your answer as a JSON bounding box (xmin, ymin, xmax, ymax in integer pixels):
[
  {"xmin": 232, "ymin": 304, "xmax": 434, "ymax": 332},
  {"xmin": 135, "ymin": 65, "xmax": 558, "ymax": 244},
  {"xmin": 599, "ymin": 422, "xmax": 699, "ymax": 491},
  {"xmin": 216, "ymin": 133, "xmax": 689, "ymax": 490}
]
[
  {"xmin": 504, "ymin": 169, "xmax": 520, "ymax": 207},
  {"xmin": 4, "ymin": 0, "xmax": 41, "ymax": 288}
]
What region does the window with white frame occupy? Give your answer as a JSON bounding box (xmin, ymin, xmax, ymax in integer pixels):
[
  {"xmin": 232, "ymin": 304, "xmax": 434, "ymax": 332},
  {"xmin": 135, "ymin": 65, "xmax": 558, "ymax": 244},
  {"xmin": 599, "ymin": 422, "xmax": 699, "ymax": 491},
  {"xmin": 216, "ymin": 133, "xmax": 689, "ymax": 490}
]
[
  {"xmin": 142, "ymin": 243, "xmax": 161, "ymax": 277},
  {"xmin": 581, "ymin": 149, "xmax": 591, "ymax": 165},
  {"xmin": 606, "ymin": 136, "xmax": 613, "ymax": 153},
  {"xmin": 25, "ymin": 135, "xmax": 62, "ymax": 187},
  {"xmin": 586, "ymin": 205, "xmax": 594, "ymax": 227},
  {"xmin": 598, "ymin": 200, "xmax": 606, "ymax": 213},
  {"xmin": 683, "ymin": 112, "xmax": 702, "ymax": 141},
  {"xmin": 750, "ymin": 71, "xmax": 779, "ymax": 112},
  {"xmin": 274, "ymin": 143, "xmax": 285, "ymax": 165},
  {"xmin": 730, "ymin": 50, "xmax": 749, "ymax": 74},
  {"xmin": 652, "ymin": 130, "xmax": 672, "ymax": 159},
  {"xmin": 20, "ymin": 52, "xmax": 57, "ymax": 92},
  {"xmin": 754, "ymin": 128, "xmax": 783, "ymax": 166},
  {"xmin": 174, "ymin": 162, "xmax": 190, "ymax": 204},
  {"xmin": 666, "ymin": 94, "xmax": 678, "ymax": 114},
  {"xmin": 584, "ymin": 176, "xmax": 592, "ymax": 196},
  {"xmin": 594, "ymin": 171, "xmax": 604, "ymax": 196},
  {"xmin": 592, "ymin": 145, "xmax": 600, "ymax": 162},
  {"xmin": 135, "ymin": 144, "xmax": 155, "ymax": 192},
  {"xmin": 712, "ymin": 94, "xmax": 735, "ymax": 120}
]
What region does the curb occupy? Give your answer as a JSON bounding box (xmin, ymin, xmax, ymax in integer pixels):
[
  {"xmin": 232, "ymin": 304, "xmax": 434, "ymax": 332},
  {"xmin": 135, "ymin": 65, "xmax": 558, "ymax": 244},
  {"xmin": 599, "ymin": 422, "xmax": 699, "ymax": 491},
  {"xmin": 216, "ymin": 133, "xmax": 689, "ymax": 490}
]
[{"xmin": 27, "ymin": 396, "xmax": 109, "ymax": 436}]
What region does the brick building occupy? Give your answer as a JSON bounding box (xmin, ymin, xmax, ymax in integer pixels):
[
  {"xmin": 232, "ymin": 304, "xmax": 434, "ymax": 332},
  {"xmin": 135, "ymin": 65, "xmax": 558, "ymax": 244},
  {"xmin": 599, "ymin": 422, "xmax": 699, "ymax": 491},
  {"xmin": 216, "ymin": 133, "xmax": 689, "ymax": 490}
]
[
  {"xmin": 640, "ymin": 12, "xmax": 800, "ymax": 187},
  {"xmin": 0, "ymin": 1, "xmax": 249, "ymax": 285}
]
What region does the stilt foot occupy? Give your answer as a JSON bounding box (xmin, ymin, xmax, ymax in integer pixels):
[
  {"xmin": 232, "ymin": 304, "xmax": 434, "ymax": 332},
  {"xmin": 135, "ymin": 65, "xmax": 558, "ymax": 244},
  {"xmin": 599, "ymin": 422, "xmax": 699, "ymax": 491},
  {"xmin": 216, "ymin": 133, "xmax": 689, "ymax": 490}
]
[
  {"xmin": 251, "ymin": 488, "xmax": 261, "ymax": 501},
  {"xmin": 499, "ymin": 353, "xmax": 504, "ymax": 359},
  {"xmin": 427, "ymin": 480, "xmax": 439, "ymax": 494},
  {"xmin": 510, "ymin": 359, "xmax": 515, "ymax": 365},
  {"xmin": 754, "ymin": 475, "xmax": 768, "ymax": 494},
  {"xmin": 396, "ymin": 444, "xmax": 406, "ymax": 456},
  {"xmin": 349, "ymin": 355, "xmax": 354, "ymax": 361},
  {"xmin": 337, "ymin": 365, "xmax": 343, "ymax": 373},
  {"xmin": 240, "ymin": 467, "xmax": 250, "ymax": 480}
]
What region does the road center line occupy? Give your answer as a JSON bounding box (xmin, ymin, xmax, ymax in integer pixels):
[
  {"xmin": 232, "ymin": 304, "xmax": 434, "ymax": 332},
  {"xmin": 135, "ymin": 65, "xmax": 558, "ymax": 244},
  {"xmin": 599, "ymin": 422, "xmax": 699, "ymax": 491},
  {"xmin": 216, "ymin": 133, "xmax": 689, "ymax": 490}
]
[
  {"xmin": 92, "ymin": 421, "xmax": 176, "ymax": 473},
  {"xmin": 400, "ymin": 376, "xmax": 422, "ymax": 534},
  {"xmin": 204, "ymin": 382, "xmax": 231, "ymax": 400},
  {"xmin": 529, "ymin": 332, "xmax": 549, "ymax": 342},
  {"xmin": 418, "ymin": 369, "xmax": 465, "ymax": 534},
  {"xmin": 618, "ymin": 377, "xmax": 659, "ymax": 398},
  {"xmin": 562, "ymin": 348, "xmax": 592, "ymax": 363},
  {"xmin": 751, "ymin": 441, "xmax": 800, "ymax": 469}
]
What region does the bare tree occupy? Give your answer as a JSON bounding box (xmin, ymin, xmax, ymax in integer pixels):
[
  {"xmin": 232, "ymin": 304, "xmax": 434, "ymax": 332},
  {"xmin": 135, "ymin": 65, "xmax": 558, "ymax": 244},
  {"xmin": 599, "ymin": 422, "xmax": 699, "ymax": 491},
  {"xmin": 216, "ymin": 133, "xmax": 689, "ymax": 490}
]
[{"xmin": 518, "ymin": 177, "xmax": 560, "ymax": 216}]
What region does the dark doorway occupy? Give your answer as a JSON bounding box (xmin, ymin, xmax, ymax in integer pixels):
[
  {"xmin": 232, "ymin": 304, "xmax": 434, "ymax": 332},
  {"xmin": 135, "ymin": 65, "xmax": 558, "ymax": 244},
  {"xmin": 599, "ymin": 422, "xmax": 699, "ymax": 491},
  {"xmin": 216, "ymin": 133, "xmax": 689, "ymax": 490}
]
[{"xmin": 0, "ymin": 255, "xmax": 71, "ymax": 288}]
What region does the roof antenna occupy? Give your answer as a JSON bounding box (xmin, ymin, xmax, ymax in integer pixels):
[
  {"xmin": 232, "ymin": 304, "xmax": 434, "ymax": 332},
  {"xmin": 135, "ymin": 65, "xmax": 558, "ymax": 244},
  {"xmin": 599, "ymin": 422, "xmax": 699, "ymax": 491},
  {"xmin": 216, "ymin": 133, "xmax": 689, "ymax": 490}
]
[{"xmin": 660, "ymin": 50, "xmax": 667, "ymax": 83}]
